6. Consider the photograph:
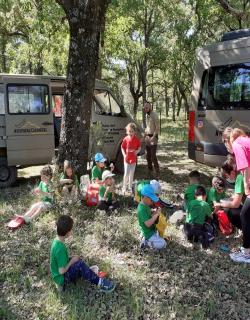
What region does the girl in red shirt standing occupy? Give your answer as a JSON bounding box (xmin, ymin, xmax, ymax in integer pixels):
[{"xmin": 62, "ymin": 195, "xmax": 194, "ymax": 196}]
[{"xmin": 121, "ymin": 123, "xmax": 141, "ymax": 194}]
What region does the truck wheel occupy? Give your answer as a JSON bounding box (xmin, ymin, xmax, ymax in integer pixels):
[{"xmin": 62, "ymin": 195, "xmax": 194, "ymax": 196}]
[
  {"xmin": 115, "ymin": 149, "xmax": 124, "ymax": 174},
  {"xmin": 0, "ymin": 157, "xmax": 17, "ymax": 188}
]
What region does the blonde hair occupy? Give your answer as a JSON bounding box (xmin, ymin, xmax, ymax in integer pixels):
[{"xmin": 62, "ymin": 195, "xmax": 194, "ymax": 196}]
[
  {"xmin": 230, "ymin": 128, "xmax": 246, "ymax": 144},
  {"xmin": 126, "ymin": 122, "xmax": 137, "ymax": 132}
]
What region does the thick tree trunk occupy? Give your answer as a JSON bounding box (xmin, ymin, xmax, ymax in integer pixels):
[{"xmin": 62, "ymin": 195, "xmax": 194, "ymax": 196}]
[{"xmin": 56, "ymin": 0, "xmax": 110, "ymax": 175}]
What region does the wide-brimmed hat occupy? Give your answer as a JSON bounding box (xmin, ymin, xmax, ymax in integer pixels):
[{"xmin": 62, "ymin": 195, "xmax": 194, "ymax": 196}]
[
  {"xmin": 141, "ymin": 184, "xmax": 159, "ymax": 202},
  {"xmin": 102, "ymin": 170, "xmax": 115, "ymax": 181}
]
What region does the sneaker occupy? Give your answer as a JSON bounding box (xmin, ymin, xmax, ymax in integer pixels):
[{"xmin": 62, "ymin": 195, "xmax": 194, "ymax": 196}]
[
  {"xmin": 140, "ymin": 238, "xmax": 150, "ymax": 250},
  {"xmin": 230, "ymin": 250, "xmax": 250, "ymax": 263},
  {"xmin": 99, "ymin": 278, "xmax": 116, "ymax": 292}
]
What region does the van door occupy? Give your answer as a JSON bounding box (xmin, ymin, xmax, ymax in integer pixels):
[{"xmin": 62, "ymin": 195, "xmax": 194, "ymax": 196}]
[
  {"xmin": 5, "ymin": 77, "xmax": 55, "ymax": 166},
  {"xmin": 91, "ymin": 89, "xmax": 128, "ymax": 161}
]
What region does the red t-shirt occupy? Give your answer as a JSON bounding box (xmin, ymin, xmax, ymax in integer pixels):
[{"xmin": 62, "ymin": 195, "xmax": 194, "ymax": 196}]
[{"xmin": 121, "ymin": 135, "xmax": 141, "ymax": 164}]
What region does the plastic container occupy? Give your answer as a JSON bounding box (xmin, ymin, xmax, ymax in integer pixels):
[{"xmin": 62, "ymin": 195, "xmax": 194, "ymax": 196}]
[{"xmin": 86, "ymin": 183, "xmax": 100, "ymax": 206}]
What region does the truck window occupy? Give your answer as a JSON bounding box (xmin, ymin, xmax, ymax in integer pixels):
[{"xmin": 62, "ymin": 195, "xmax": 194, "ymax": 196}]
[
  {"xmin": 0, "ymin": 85, "xmax": 4, "ymax": 114},
  {"xmin": 207, "ymin": 63, "xmax": 250, "ymax": 109},
  {"xmin": 52, "ymin": 95, "xmax": 63, "ymax": 117},
  {"xmin": 7, "ymin": 85, "xmax": 49, "ymax": 114},
  {"xmin": 198, "ymin": 71, "xmax": 208, "ymax": 110},
  {"xmin": 94, "ymin": 89, "xmax": 121, "ymax": 115}
]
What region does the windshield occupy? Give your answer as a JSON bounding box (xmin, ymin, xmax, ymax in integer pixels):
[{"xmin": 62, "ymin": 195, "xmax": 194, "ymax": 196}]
[{"xmin": 205, "ymin": 63, "xmax": 250, "ymax": 110}]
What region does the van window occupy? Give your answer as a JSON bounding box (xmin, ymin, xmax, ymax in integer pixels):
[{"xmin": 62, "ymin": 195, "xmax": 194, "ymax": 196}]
[
  {"xmin": 52, "ymin": 95, "xmax": 63, "ymax": 117},
  {"xmin": 207, "ymin": 63, "xmax": 250, "ymax": 109},
  {"xmin": 7, "ymin": 85, "xmax": 49, "ymax": 114},
  {"xmin": 0, "ymin": 86, "xmax": 4, "ymax": 114},
  {"xmin": 94, "ymin": 90, "xmax": 121, "ymax": 115},
  {"xmin": 198, "ymin": 71, "xmax": 208, "ymax": 110}
]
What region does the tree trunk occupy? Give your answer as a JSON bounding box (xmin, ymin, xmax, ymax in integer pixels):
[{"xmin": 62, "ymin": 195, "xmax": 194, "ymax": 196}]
[
  {"xmin": 140, "ymin": 61, "xmax": 147, "ymax": 127},
  {"xmin": 164, "ymin": 80, "xmax": 169, "ymax": 117},
  {"xmin": 56, "ymin": 0, "xmax": 110, "ymax": 175},
  {"xmin": 0, "ymin": 37, "xmax": 7, "ymax": 73},
  {"xmin": 172, "ymin": 84, "xmax": 176, "ymax": 122}
]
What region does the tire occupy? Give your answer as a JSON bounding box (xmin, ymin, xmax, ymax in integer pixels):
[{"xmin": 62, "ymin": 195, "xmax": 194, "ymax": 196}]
[
  {"xmin": 115, "ymin": 149, "xmax": 124, "ymax": 174},
  {"xmin": 0, "ymin": 157, "xmax": 17, "ymax": 188}
]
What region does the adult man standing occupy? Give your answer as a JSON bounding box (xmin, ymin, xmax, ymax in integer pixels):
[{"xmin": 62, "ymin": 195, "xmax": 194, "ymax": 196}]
[{"xmin": 143, "ymin": 101, "xmax": 160, "ymax": 177}]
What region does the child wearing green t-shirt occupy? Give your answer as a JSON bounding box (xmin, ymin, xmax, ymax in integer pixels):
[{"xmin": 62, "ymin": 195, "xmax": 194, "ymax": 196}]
[
  {"xmin": 137, "ymin": 184, "xmax": 166, "ymax": 249},
  {"xmin": 184, "ymin": 170, "xmax": 201, "ymax": 209},
  {"xmin": 207, "ymin": 176, "xmax": 226, "ymax": 211},
  {"xmin": 184, "ymin": 185, "xmax": 212, "ymax": 249},
  {"xmin": 16, "ymin": 166, "xmax": 53, "ymax": 223},
  {"xmin": 50, "ymin": 215, "xmax": 115, "ymax": 292},
  {"xmin": 98, "ymin": 170, "xmax": 119, "ymax": 212},
  {"xmin": 91, "ymin": 153, "xmax": 107, "ymax": 182}
]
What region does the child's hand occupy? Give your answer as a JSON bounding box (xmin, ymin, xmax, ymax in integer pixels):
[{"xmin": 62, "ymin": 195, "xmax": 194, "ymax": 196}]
[
  {"xmin": 33, "ymin": 187, "xmax": 40, "ymax": 196},
  {"xmin": 71, "ymin": 256, "xmax": 80, "ymax": 264}
]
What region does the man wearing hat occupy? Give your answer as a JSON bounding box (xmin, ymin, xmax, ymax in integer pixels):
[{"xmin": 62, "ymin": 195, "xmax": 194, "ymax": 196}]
[
  {"xmin": 137, "ymin": 184, "xmax": 166, "ymax": 249},
  {"xmin": 98, "ymin": 170, "xmax": 119, "ymax": 212}
]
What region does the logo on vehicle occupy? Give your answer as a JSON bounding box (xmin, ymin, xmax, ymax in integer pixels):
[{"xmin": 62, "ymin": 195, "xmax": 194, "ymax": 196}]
[
  {"xmin": 215, "ymin": 117, "xmax": 250, "ymax": 136},
  {"xmin": 14, "ymin": 120, "xmax": 47, "ymax": 134}
]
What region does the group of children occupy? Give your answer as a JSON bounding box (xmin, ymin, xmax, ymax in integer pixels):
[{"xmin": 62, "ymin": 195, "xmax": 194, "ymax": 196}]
[{"xmin": 9, "ymin": 121, "xmax": 245, "ymax": 294}]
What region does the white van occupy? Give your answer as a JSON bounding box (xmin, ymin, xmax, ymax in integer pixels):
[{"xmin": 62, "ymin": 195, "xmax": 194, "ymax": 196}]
[
  {"xmin": 0, "ymin": 74, "xmax": 144, "ymax": 187},
  {"xmin": 188, "ymin": 29, "xmax": 250, "ymax": 167}
]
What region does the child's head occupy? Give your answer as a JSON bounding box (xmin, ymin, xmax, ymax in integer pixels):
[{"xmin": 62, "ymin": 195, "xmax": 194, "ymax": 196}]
[
  {"xmin": 230, "ymin": 128, "xmax": 246, "ymax": 144},
  {"xmin": 63, "ymin": 160, "xmax": 73, "ymax": 178},
  {"xmin": 126, "ymin": 123, "xmax": 137, "ymax": 136},
  {"xmin": 56, "ymin": 215, "xmax": 73, "ymax": 237},
  {"xmin": 102, "ymin": 170, "xmax": 115, "ymax": 186},
  {"xmin": 141, "ymin": 184, "xmax": 159, "ymax": 207},
  {"xmin": 195, "ymin": 185, "xmax": 207, "ymax": 200},
  {"xmin": 150, "ymin": 180, "xmax": 161, "ymax": 196},
  {"xmin": 188, "ymin": 170, "xmax": 200, "ymax": 184},
  {"xmin": 221, "ymin": 159, "xmax": 236, "ymax": 182},
  {"xmin": 94, "ymin": 153, "xmax": 106, "ymax": 168},
  {"xmin": 40, "ymin": 165, "xmax": 53, "ymax": 182},
  {"xmin": 212, "ymin": 176, "xmax": 225, "ymax": 193}
]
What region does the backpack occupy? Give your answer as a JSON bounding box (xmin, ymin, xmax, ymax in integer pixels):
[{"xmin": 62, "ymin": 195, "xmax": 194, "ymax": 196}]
[
  {"xmin": 86, "ymin": 183, "xmax": 100, "ymax": 206},
  {"xmin": 156, "ymin": 212, "xmax": 169, "ymax": 238},
  {"xmin": 216, "ymin": 210, "xmax": 233, "ymax": 235}
]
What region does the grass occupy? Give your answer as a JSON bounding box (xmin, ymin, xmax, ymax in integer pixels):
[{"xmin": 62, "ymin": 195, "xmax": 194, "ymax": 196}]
[{"xmin": 1, "ymin": 121, "xmax": 250, "ymax": 320}]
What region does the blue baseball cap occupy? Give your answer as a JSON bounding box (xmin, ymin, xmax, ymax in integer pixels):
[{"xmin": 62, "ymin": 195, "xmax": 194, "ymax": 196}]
[
  {"xmin": 141, "ymin": 184, "xmax": 159, "ymax": 202},
  {"xmin": 94, "ymin": 153, "xmax": 106, "ymax": 163}
]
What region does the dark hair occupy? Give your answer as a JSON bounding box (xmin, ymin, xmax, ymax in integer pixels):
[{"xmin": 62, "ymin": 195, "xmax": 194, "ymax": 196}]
[
  {"xmin": 56, "ymin": 215, "xmax": 73, "ymax": 236},
  {"xmin": 195, "ymin": 185, "xmax": 206, "ymax": 197},
  {"xmin": 40, "ymin": 165, "xmax": 53, "ymax": 177},
  {"xmin": 221, "ymin": 160, "xmax": 234, "ymax": 175},
  {"xmin": 189, "ymin": 170, "xmax": 200, "ymax": 179}
]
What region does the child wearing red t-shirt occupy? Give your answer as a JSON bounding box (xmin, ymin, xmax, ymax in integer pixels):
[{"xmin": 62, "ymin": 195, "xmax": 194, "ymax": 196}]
[{"xmin": 121, "ymin": 123, "xmax": 141, "ymax": 194}]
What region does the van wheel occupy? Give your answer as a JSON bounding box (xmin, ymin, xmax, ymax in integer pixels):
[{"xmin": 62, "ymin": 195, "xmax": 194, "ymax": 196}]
[
  {"xmin": 0, "ymin": 157, "xmax": 17, "ymax": 188},
  {"xmin": 115, "ymin": 149, "xmax": 124, "ymax": 174}
]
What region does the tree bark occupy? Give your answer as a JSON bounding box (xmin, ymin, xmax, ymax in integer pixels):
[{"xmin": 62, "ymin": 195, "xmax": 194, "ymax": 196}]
[
  {"xmin": 56, "ymin": 0, "xmax": 110, "ymax": 175},
  {"xmin": 216, "ymin": 0, "xmax": 249, "ymax": 21}
]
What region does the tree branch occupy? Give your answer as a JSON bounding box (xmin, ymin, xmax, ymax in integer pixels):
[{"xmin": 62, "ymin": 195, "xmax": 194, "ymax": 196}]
[{"xmin": 217, "ymin": 0, "xmax": 246, "ymax": 20}]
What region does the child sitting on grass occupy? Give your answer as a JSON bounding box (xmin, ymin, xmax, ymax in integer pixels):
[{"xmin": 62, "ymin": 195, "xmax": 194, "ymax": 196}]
[
  {"xmin": 184, "ymin": 170, "xmax": 201, "ymax": 209},
  {"xmin": 17, "ymin": 166, "xmax": 53, "ymax": 223},
  {"xmin": 50, "ymin": 215, "xmax": 115, "ymax": 292},
  {"xmin": 184, "ymin": 186, "xmax": 212, "ymax": 249},
  {"xmin": 207, "ymin": 176, "xmax": 226, "ymax": 211},
  {"xmin": 60, "ymin": 160, "xmax": 79, "ymax": 200},
  {"xmin": 98, "ymin": 170, "xmax": 119, "ymax": 212},
  {"xmin": 137, "ymin": 184, "xmax": 166, "ymax": 249},
  {"xmin": 91, "ymin": 153, "xmax": 107, "ymax": 182}
]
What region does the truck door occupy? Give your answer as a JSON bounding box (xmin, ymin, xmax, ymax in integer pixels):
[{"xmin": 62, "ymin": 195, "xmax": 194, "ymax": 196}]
[
  {"xmin": 5, "ymin": 77, "xmax": 55, "ymax": 166},
  {"xmin": 91, "ymin": 89, "xmax": 128, "ymax": 161}
]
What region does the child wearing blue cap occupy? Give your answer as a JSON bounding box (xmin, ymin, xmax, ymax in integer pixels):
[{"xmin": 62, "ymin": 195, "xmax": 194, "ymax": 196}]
[
  {"xmin": 137, "ymin": 184, "xmax": 166, "ymax": 249},
  {"xmin": 91, "ymin": 153, "xmax": 107, "ymax": 181}
]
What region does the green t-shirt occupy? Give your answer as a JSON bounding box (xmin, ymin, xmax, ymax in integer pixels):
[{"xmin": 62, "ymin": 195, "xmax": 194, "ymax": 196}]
[
  {"xmin": 137, "ymin": 202, "xmax": 156, "ymax": 240},
  {"xmin": 38, "ymin": 181, "xmax": 53, "ymax": 203},
  {"xmin": 99, "ymin": 185, "xmax": 112, "ymax": 201},
  {"xmin": 60, "ymin": 173, "xmax": 79, "ymax": 188},
  {"xmin": 234, "ymin": 174, "xmax": 244, "ymax": 194},
  {"xmin": 207, "ymin": 187, "xmax": 226, "ymax": 209},
  {"xmin": 186, "ymin": 199, "xmax": 212, "ymax": 225},
  {"xmin": 184, "ymin": 184, "xmax": 199, "ymax": 205},
  {"xmin": 91, "ymin": 165, "xmax": 103, "ymax": 180},
  {"xmin": 136, "ymin": 180, "xmax": 150, "ymax": 199},
  {"xmin": 50, "ymin": 238, "xmax": 69, "ymax": 286}
]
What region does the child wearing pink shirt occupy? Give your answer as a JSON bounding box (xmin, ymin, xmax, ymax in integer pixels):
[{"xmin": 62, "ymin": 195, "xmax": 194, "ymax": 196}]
[{"xmin": 225, "ymin": 128, "xmax": 250, "ymax": 263}]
